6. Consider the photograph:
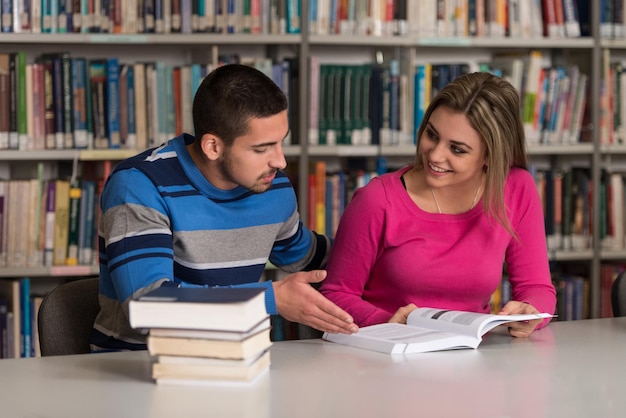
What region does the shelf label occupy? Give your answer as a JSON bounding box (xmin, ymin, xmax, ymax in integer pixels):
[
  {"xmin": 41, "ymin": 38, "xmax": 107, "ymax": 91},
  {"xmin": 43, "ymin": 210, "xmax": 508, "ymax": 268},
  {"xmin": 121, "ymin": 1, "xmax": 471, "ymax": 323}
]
[
  {"xmin": 418, "ymin": 37, "xmax": 471, "ymax": 46},
  {"xmin": 89, "ymin": 35, "xmax": 150, "ymax": 43}
]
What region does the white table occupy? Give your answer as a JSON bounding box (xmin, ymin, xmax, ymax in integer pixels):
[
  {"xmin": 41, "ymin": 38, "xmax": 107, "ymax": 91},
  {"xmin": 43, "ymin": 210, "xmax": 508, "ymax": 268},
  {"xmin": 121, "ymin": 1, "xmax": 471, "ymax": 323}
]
[{"xmin": 0, "ymin": 318, "xmax": 625, "ymax": 418}]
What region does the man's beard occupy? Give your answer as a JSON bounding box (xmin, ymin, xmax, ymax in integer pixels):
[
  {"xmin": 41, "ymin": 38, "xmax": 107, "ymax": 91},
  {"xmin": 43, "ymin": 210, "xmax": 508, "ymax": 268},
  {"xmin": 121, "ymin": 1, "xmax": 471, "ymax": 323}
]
[{"xmin": 217, "ymin": 155, "xmax": 274, "ymax": 194}]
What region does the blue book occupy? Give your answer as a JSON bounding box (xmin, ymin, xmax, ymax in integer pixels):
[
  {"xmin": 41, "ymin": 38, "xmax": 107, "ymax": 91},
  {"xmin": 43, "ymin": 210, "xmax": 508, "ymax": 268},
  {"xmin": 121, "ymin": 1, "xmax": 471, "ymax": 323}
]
[
  {"xmin": 19, "ymin": 278, "xmax": 30, "ymax": 358},
  {"xmin": 72, "ymin": 57, "xmax": 88, "ymax": 148},
  {"xmin": 106, "ymin": 57, "xmax": 121, "ymax": 148},
  {"xmin": 286, "ymin": 0, "xmax": 300, "ymax": 33},
  {"xmin": 126, "ymin": 65, "xmax": 137, "ymax": 149},
  {"xmin": 78, "ymin": 180, "xmax": 96, "ymax": 265},
  {"xmin": 190, "ymin": 63, "xmax": 202, "ymax": 100},
  {"xmin": 226, "ymin": 0, "xmax": 235, "ymax": 33},
  {"xmin": 1, "ymin": 0, "xmax": 13, "ymax": 32}
]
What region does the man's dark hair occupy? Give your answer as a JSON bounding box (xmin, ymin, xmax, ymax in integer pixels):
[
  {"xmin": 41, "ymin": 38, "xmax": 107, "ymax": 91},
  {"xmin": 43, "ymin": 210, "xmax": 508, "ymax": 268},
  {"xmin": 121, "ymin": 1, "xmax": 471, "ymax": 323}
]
[{"xmin": 192, "ymin": 64, "xmax": 288, "ymax": 146}]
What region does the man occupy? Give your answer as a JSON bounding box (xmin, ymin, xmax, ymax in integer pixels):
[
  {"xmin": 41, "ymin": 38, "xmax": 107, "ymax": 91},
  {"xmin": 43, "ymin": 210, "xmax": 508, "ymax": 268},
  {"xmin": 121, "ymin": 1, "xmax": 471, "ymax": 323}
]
[{"xmin": 92, "ymin": 64, "xmax": 357, "ymax": 351}]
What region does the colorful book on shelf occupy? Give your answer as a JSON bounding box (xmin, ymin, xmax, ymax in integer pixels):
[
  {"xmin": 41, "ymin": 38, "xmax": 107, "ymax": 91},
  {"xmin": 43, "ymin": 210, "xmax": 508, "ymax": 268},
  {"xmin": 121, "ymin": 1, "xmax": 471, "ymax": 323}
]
[
  {"xmin": 52, "ymin": 179, "xmax": 70, "ymax": 266},
  {"xmin": 43, "ymin": 179, "xmax": 56, "ymax": 266},
  {"xmin": 7, "ymin": 53, "xmax": 17, "ymax": 149},
  {"xmin": 129, "ymin": 286, "xmax": 268, "ymax": 332},
  {"xmin": 39, "ymin": 53, "xmax": 67, "ymax": 149},
  {"xmin": 324, "ymin": 308, "xmax": 553, "ymax": 355},
  {"xmin": 133, "ymin": 62, "xmax": 147, "ymax": 150},
  {"xmin": 27, "ymin": 171, "xmax": 44, "ymax": 267},
  {"xmin": 78, "ymin": 179, "xmax": 96, "ymax": 265},
  {"xmin": 71, "ymin": 57, "xmax": 89, "ymax": 149},
  {"xmin": 66, "ymin": 179, "xmax": 82, "ymax": 266},
  {"xmin": 106, "ymin": 57, "xmax": 121, "ymax": 148},
  {"xmin": 0, "ymin": 279, "xmax": 21, "ymax": 358},
  {"xmin": 89, "ymin": 60, "xmax": 108, "ymax": 149},
  {"xmin": 14, "ymin": 51, "xmax": 28, "ymax": 149},
  {"xmin": 19, "ymin": 278, "xmax": 30, "ymax": 358},
  {"xmin": 0, "ymin": 180, "xmax": 6, "ymax": 267},
  {"xmin": 0, "ymin": 53, "xmax": 9, "ymax": 149},
  {"xmin": 0, "ymin": 297, "xmax": 8, "ymax": 358}
]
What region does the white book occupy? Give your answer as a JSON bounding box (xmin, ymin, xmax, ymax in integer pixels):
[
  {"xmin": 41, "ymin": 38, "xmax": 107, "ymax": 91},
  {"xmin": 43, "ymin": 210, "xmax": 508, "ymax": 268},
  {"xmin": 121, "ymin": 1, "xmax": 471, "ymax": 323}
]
[
  {"xmin": 324, "ymin": 308, "xmax": 553, "ymax": 355},
  {"xmin": 610, "ymin": 173, "xmax": 625, "ymax": 250}
]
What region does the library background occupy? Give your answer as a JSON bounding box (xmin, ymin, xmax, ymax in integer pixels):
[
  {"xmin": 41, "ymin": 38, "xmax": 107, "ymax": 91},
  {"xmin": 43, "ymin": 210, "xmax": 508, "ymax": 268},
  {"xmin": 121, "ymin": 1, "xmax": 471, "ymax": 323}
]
[{"xmin": 0, "ymin": 0, "xmax": 623, "ymax": 357}]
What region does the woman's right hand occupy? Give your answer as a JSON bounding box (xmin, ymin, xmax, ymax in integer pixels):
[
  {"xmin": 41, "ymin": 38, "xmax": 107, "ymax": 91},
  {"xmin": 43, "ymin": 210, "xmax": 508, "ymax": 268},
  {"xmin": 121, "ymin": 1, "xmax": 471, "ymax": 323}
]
[{"xmin": 388, "ymin": 303, "xmax": 418, "ymax": 324}]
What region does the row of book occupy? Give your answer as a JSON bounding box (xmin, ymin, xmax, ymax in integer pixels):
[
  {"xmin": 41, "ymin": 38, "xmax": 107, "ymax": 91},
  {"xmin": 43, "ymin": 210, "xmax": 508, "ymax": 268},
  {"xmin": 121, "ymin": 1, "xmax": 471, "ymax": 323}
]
[
  {"xmin": 601, "ymin": 53, "xmax": 626, "ymax": 146},
  {"xmin": 479, "ymin": 52, "xmax": 589, "ymax": 147},
  {"xmin": 0, "ymin": 0, "xmax": 302, "ymax": 34},
  {"xmin": 0, "ymin": 164, "xmax": 104, "ymax": 269},
  {"xmin": 311, "ymin": 0, "xmax": 587, "ymax": 39},
  {"xmin": 489, "ymin": 273, "xmax": 591, "ymax": 322},
  {"xmin": 600, "ymin": 0, "xmax": 626, "ymax": 39},
  {"xmin": 306, "ymin": 161, "xmax": 611, "ymax": 255},
  {"xmin": 0, "ymin": 278, "xmax": 44, "ymax": 358},
  {"xmin": 0, "ymin": 51, "xmax": 298, "ymax": 151},
  {"xmin": 129, "ymin": 286, "xmax": 271, "ymax": 385},
  {"xmin": 308, "ymin": 51, "xmax": 590, "ymax": 148},
  {"xmin": 0, "ymin": 0, "xmax": 594, "ymax": 39},
  {"xmin": 535, "ymin": 167, "xmax": 592, "ymax": 253}
]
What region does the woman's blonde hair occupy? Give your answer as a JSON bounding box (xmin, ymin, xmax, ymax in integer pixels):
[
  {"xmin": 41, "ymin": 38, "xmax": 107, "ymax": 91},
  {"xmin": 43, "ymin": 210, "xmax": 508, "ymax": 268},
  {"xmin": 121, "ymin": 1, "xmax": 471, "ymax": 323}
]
[{"xmin": 415, "ymin": 71, "xmax": 528, "ymax": 236}]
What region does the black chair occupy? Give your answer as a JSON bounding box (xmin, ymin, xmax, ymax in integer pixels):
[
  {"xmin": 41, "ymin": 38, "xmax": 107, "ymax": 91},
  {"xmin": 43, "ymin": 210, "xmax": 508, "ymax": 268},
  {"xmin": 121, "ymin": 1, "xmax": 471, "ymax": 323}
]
[
  {"xmin": 38, "ymin": 278, "xmax": 100, "ymax": 356},
  {"xmin": 612, "ymin": 271, "xmax": 626, "ymax": 317}
]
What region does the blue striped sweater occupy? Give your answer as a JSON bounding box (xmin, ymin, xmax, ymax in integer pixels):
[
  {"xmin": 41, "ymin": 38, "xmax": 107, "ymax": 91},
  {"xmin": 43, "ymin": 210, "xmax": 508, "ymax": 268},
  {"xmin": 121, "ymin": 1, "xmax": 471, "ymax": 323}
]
[{"xmin": 92, "ymin": 134, "xmax": 330, "ymax": 351}]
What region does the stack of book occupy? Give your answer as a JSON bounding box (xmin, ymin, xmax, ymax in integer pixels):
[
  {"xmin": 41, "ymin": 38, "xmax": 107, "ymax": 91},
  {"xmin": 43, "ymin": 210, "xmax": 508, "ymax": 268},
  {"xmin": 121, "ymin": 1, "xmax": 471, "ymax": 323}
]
[{"xmin": 129, "ymin": 287, "xmax": 271, "ymax": 385}]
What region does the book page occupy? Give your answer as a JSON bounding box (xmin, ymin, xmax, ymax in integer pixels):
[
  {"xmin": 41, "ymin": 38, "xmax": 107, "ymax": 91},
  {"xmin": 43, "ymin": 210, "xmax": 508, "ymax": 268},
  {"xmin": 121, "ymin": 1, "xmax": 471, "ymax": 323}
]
[
  {"xmin": 324, "ymin": 323, "xmax": 479, "ymax": 354},
  {"xmin": 407, "ymin": 308, "xmax": 552, "ymax": 340}
]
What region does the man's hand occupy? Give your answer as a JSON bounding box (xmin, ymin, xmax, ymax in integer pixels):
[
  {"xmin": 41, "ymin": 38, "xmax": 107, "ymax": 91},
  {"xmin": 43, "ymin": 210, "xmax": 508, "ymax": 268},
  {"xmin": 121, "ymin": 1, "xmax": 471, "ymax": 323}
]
[
  {"xmin": 273, "ymin": 270, "xmax": 358, "ymax": 334},
  {"xmin": 499, "ymin": 301, "xmax": 542, "ymax": 338}
]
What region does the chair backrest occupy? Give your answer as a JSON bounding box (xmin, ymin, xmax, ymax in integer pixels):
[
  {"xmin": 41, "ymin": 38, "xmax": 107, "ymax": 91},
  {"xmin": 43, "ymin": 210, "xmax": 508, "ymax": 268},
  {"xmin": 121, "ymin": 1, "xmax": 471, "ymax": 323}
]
[
  {"xmin": 612, "ymin": 271, "xmax": 626, "ymax": 317},
  {"xmin": 38, "ymin": 278, "xmax": 100, "ymax": 356}
]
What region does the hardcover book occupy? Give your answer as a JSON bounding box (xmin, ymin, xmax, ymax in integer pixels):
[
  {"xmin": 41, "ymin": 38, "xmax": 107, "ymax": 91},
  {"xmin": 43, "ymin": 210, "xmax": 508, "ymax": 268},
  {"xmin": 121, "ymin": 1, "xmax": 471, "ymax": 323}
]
[
  {"xmin": 323, "ymin": 308, "xmax": 553, "ymax": 354},
  {"xmin": 129, "ymin": 286, "xmax": 268, "ymax": 332},
  {"xmin": 152, "ymin": 349, "xmax": 270, "ymax": 384},
  {"xmin": 147, "ymin": 327, "xmax": 272, "ymax": 360}
]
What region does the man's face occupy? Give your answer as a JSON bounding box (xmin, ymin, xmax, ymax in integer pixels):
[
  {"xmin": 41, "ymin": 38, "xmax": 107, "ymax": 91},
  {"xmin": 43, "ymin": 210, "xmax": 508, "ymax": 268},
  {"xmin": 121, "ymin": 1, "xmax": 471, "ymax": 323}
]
[{"xmin": 216, "ymin": 110, "xmax": 289, "ymax": 193}]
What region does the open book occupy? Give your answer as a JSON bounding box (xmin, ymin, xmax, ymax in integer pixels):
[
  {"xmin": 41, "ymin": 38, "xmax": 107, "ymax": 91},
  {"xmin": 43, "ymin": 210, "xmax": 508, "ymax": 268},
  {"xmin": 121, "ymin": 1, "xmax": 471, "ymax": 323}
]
[{"xmin": 323, "ymin": 308, "xmax": 553, "ymax": 354}]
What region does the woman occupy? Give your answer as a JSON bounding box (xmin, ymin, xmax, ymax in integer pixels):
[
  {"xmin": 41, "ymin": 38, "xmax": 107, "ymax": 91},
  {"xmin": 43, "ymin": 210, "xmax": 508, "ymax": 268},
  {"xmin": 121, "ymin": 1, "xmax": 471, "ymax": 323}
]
[{"xmin": 320, "ymin": 72, "xmax": 556, "ymax": 338}]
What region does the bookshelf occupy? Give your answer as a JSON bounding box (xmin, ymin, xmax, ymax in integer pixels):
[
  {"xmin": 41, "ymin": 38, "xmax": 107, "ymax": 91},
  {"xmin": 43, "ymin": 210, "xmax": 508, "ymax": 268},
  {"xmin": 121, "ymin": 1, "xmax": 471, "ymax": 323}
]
[{"xmin": 0, "ymin": 1, "xmax": 617, "ymax": 349}]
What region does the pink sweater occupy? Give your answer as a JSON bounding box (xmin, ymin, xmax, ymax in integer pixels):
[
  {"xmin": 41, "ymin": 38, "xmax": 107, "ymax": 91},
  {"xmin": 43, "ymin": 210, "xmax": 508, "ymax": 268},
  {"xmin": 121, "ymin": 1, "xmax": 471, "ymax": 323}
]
[{"xmin": 321, "ymin": 166, "xmax": 556, "ymax": 327}]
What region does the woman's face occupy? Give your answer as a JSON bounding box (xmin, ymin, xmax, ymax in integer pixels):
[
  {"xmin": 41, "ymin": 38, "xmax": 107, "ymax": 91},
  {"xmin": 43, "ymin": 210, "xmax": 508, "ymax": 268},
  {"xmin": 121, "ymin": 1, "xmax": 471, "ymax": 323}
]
[{"xmin": 418, "ymin": 105, "xmax": 487, "ymax": 191}]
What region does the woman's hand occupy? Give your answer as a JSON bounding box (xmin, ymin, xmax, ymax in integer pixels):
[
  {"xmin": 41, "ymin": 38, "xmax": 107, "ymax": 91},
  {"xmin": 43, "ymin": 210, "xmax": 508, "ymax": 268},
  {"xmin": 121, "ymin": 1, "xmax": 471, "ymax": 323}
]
[
  {"xmin": 499, "ymin": 301, "xmax": 542, "ymax": 338},
  {"xmin": 388, "ymin": 303, "xmax": 418, "ymax": 324}
]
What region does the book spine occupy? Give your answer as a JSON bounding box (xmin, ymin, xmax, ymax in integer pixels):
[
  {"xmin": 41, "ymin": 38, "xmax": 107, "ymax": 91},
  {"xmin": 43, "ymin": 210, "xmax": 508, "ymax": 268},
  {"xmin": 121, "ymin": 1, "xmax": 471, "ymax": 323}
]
[
  {"xmin": 15, "ymin": 51, "xmax": 27, "ymax": 150},
  {"xmin": 66, "ymin": 179, "xmax": 81, "ymax": 266},
  {"xmin": 78, "ymin": 180, "xmax": 96, "ymax": 265},
  {"xmin": 0, "ymin": 54, "xmax": 9, "ymax": 149},
  {"xmin": 53, "ymin": 179, "xmax": 70, "ymax": 266},
  {"xmin": 72, "ymin": 57, "xmax": 89, "ymax": 148},
  {"xmin": 106, "ymin": 57, "xmax": 121, "ymax": 148},
  {"xmin": 8, "ymin": 53, "xmax": 17, "ymax": 149},
  {"xmin": 19, "ymin": 277, "xmax": 30, "ymax": 358}
]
